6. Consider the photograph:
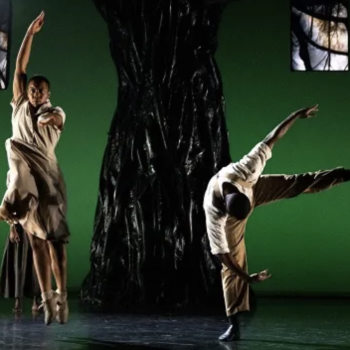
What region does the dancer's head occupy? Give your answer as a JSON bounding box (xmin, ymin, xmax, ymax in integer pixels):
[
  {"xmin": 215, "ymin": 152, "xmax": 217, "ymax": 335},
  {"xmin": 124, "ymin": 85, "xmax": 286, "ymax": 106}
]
[
  {"xmin": 223, "ymin": 183, "xmax": 251, "ymax": 220},
  {"xmin": 27, "ymin": 75, "xmax": 51, "ymax": 107}
]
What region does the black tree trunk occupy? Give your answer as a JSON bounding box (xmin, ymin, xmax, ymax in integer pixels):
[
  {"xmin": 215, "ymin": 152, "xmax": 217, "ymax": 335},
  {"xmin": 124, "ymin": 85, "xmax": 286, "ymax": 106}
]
[{"xmin": 81, "ymin": 0, "xmax": 231, "ymax": 310}]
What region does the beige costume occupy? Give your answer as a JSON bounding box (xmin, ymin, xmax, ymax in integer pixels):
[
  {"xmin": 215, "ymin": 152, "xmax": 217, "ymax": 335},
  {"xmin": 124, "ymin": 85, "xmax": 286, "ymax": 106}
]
[
  {"xmin": 204, "ymin": 143, "xmax": 349, "ymax": 316},
  {"xmin": 1, "ymin": 93, "xmax": 69, "ymax": 242}
]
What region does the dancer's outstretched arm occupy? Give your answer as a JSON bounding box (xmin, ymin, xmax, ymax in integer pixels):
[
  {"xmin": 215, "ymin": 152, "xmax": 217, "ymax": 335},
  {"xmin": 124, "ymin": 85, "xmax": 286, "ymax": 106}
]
[
  {"xmin": 263, "ymin": 105, "xmax": 318, "ymax": 150},
  {"xmin": 13, "ymin": 11, "xmax": 45, "ymax": 101}
]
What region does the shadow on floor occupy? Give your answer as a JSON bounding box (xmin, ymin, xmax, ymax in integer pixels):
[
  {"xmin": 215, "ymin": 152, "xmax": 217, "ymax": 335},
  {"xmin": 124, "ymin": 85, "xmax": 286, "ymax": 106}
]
[
  {"xmin": 241, "ymin": 339, "xmax": 350, "ymax": 350},
  {"xmin": 58, "ymin": 338, "xmax": 174, "ymax": 350}
]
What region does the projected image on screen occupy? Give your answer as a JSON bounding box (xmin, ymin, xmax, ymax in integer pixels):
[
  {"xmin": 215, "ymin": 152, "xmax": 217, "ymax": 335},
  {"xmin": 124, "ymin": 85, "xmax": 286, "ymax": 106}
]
[
  {"xmin": 0, "ymin": 0, "xmax": 10, "ymax": 90},
  {"xmin": 0, "ymin": 30, "xmax": 8, "ymax": 89},
  {"xmin": 291, "ymin": 0, "xmax": 348, "ymax": 71}
]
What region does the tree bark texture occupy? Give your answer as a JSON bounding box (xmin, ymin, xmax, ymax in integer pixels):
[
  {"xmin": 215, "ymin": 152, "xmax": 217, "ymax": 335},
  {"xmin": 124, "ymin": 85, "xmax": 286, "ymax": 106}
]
[{"xmin": 81, "ymin": 0, "xmax": 231, "ymax": 310}]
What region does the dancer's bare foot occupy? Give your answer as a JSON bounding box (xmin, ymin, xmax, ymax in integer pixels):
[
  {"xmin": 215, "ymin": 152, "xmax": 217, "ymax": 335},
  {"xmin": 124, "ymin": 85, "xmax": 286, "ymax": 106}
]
[
  {"xmin": 32, "ymin": 296, "xmax": 42, "ymax": 313},
  {"xmin": 12, "ymin": 297, "xmax": 22, "ymax": 314}
]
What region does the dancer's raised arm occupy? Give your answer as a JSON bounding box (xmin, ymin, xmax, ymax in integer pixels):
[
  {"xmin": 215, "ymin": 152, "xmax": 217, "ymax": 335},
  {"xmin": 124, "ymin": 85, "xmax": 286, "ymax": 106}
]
[
  {"xmin": 13, "ymin": 11, "xmax": 45, "ymax": 101},
  {"xmin": 263, "ymin": 104, "xmax": 318, "ymax": 150}
]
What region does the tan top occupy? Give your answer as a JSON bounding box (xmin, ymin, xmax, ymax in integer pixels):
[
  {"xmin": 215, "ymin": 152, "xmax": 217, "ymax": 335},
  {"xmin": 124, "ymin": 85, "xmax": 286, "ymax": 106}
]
[
  {"xmin": 217, "ymin": 142, "xmax": 272, "ymax": 202},
  {"xmin": 0, "ymin": 93, "xmax": 70, "ymax": 242},
  {"xmin": 10, "ymin": 93, "xmax": 66, "ymax": 158},
  {"xmin": 203, "ymin": 142, "xmax": 272, "ymax": 255}
]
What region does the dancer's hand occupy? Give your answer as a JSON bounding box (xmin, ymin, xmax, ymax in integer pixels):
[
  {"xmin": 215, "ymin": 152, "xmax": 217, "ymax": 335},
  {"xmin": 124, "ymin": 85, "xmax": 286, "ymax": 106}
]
[
  {"xmin": 296, "ymin": 104, "xmax": 319, "ymax": 119},
  {"xmin": 28, "ymin": 11, "xmax": 45, "ymax": 35},
  {"xmin": 250, "ymin": 269, "xmax": 271, "ymax": 283},
  {"xmin": 9, "ymin": 226, "xmax": 20, "ymax": 244},
  {"xmin": 38, "ymin": 115, "xmax": 54, "ymax": 127}
]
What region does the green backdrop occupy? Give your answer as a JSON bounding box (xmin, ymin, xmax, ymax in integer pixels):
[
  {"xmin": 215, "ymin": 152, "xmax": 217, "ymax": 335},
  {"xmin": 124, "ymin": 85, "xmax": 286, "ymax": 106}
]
[{"xmin": 0, "ymin": 0, "xmax": 349, "ymax": 296}]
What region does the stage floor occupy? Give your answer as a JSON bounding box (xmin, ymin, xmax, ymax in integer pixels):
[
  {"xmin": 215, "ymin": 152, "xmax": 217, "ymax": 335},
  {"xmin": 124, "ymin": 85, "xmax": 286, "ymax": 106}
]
[{"xmin": 0, "ymin": 297, "xmax": 349, "ymax": 350}]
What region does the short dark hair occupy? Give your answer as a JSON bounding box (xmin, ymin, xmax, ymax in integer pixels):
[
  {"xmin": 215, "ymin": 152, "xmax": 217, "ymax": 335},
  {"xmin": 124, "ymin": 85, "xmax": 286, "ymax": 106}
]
[
  {"xmin": 225, "ymin": 192, "xmax": 251, "ymax": 220},
  {"xmin": 28, "ymin": 75, "xmax": 51, "ymax": 90}
]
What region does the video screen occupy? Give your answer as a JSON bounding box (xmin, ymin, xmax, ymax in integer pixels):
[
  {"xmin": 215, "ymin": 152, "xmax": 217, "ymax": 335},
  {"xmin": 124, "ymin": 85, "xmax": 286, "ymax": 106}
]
[
  {"xmin": 291, "ymin": 0, "xmax": 348, "ymax": 71},
  {"xmin": 0, "ymin": 0, "xmax": 11, "ymax": 90}
]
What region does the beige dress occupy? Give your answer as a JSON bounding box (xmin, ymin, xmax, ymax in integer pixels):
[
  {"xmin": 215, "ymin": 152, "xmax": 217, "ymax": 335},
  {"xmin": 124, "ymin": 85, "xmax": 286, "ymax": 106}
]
[{"xmin": 1, "ymin": 93, "xmax": 70, "ymax": 242}]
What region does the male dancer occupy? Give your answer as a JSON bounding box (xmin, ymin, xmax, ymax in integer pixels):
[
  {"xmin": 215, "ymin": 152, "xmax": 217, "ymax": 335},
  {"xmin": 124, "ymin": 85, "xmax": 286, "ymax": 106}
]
[
  {"xmin": 0, "ymin": 11, "xmax": 69, "ymax": 325},
  {"xmin": 204, "ymin": 105, "xmax": 350, "ymax": 341}
]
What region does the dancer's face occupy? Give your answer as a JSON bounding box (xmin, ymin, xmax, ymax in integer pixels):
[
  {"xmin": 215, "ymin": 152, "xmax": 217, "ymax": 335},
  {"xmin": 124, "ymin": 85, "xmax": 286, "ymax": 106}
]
[{"xmin": 27, "ymin": 80, "xmax": 50, "ymax": 107}]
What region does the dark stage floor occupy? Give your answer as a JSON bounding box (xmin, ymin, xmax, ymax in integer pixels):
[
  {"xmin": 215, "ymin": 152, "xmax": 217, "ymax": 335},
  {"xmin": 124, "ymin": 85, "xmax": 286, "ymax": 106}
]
[{"xmin": 0, "ymin": 298, "xmax": 349, "ymax": 350}]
